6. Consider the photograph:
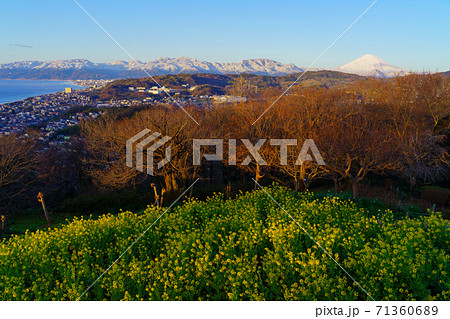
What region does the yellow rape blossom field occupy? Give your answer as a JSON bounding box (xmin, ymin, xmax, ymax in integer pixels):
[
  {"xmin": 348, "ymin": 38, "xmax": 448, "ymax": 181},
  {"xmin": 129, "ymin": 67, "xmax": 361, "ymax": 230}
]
[{"xmin": 0, "ymin": 186, "xmax": 449, "ymax": 301}]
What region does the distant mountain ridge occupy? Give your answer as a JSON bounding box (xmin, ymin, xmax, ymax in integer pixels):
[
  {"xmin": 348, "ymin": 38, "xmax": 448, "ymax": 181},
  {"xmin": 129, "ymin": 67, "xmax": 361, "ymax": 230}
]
[
  {"xmin": 0, "ymin": 55, "xmax": 416, "ymax": 80},
  {"xmin": 0, "ymin": 57, "xmax": 309, "ymax": 79}
]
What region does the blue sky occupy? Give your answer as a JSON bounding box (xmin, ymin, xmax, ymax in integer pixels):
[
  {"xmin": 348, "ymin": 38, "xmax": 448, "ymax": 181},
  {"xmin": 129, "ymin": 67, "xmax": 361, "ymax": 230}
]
[{"xmin": 0, "ymin": 0, "xmax": 449, "ymax": 71}]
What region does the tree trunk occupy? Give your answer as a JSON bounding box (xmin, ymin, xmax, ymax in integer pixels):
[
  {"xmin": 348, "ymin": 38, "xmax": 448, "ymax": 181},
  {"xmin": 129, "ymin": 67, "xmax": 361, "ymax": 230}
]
[
  {"xmin": 302, "ymin": 179, "xmax": 309, "ymax": 191},
  {"xmin": 351, "ymin": 181, "xmax": 359, "ymax": 199},
  {"xmin": 254, "ymin": 164, "xmax": 263, "ymax": 190},
  {"xmin": 164, "ymin": 175, "xmax": 173, "ymax": 193},
  {"xmin": 299, "ymin": 166, "xmax": 306, "ymax": 192},
  {"xmin": 408, "ymin": 176, "xmax": 416, "ymax": 195},
  {"xmin": 294, "ymin": 177, "xmax": 299, "ymax": 192},
  {"xmin": 171, "ymin": 174, "xmax": 179, "ymax": 193},
  {"xmin": 333, "ymin": 177, "xmax": 340, "ymax": 194},
  {"xmin": 225, "ymin": 183, "xmax": 231, "ymax": 198}
]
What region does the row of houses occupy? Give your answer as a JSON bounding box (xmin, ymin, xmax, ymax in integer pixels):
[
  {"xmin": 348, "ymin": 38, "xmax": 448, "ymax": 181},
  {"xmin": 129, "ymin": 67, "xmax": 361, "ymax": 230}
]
[{"xmin": 128, "ymin": 86, "xmax": 183, "ymax": 95}]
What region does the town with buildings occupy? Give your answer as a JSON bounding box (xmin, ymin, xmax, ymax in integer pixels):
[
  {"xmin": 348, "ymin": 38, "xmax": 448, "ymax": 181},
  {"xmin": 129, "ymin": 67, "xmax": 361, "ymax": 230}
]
[
  {"xmin": 0, "ymin": 81, "xmax": 247, "ymax": 142},
  {"xmin": 0, "ymin": 88, "xmax": 98, "ymax": 138}
]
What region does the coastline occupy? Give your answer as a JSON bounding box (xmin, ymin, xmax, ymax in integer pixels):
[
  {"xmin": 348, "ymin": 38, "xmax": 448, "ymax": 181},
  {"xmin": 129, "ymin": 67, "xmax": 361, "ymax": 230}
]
[{"xmin": 0, "ymin": 79, "xmax": 86, "ymax": 105}]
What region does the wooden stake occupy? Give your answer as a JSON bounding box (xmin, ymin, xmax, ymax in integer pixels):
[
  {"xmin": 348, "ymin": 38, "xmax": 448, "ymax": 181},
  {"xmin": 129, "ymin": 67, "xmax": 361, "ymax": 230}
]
[
  {"xmin": 1, "ymin": 215, "xmax": 6, "ymax": 234},
  {"xmin": 37, "ymin": 192, "xmax": 51, "ymax": 225}
]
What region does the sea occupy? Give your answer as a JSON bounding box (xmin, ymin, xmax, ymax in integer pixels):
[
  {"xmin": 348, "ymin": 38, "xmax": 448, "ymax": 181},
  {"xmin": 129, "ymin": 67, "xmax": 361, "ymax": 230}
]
[{"xmin": 0, "ymin": 79, "xmax": 85, "ymax": 104}]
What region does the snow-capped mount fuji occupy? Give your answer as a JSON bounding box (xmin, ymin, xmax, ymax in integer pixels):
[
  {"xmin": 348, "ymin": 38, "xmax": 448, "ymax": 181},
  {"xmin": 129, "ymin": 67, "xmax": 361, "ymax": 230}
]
[{"xmin": 333, "ymin": 54, "xmax": 408, "ymax": 78}]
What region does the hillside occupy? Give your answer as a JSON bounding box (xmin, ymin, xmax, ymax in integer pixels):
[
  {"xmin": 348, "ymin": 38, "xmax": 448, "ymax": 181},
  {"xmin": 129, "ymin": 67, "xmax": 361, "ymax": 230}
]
[
  {"xmin": 91, "ymin": 71, "xmax": 362, "ymax": 100},
  {"xmin": 0, "ymin": 187, "xmax": 448, "ymax": 301}
]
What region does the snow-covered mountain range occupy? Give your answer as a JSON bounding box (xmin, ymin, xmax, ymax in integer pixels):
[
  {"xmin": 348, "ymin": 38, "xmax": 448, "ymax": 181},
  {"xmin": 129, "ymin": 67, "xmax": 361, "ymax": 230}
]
[
  {"xmin": 0, "ymin": 57, "xmax": 307, "ymax": 77},
  {"xmin": 0, "ymin": 55, "xmax": 410, "ymax": 79}
]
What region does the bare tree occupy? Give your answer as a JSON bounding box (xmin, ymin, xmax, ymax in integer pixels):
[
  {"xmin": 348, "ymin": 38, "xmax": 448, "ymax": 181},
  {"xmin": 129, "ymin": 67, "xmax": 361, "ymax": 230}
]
[
  {"xmin": 0, "ymin": 134, "xmax": 39, "ymax": 212},
  {"xmin": 81, "ymin": 106, "xmax": 201, "ymax": 205}
]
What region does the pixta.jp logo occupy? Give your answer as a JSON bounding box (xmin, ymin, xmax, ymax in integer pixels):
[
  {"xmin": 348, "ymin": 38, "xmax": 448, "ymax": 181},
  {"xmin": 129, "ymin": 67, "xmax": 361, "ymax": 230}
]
[
  {"xmin": 126, "ymin": 129, "xmax": 325, "ymax": 176},
  {"xmin": 126, "ymin": 129, "xmax": 172, "ymax": 176},
  {"xmin": 193, "ymin": 139, "xmax": 325, "ymax": 166}
]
